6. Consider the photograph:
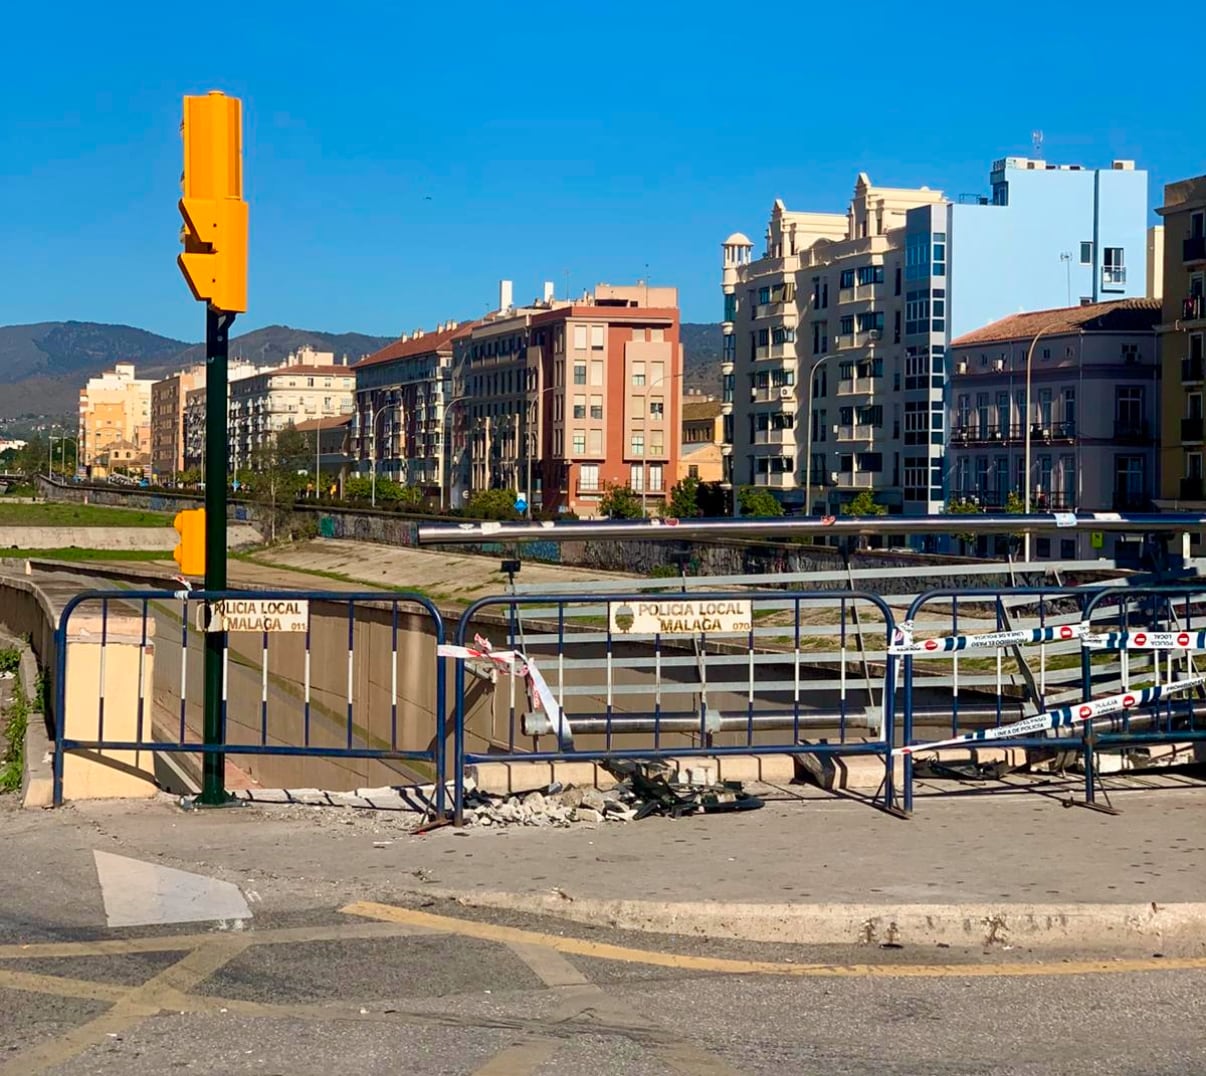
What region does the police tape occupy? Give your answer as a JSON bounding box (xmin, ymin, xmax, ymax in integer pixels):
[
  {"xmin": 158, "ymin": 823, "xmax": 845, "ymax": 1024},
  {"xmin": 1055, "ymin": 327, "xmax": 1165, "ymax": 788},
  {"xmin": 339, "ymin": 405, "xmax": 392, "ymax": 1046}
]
[
  {"xmin": 437, "ymin": 638, "xmax": 573, "ymax": 747},
  {"xmin": 1083, "ymin": 630, "xmax": 1206, "ymax": 651},
  {"xmin": 889, "ymin": 622, "xmax": 1088, "ymax": 656},
  {"xmin": 893, "ymin": 674, "xmax": 1206, "ymax": 756}
]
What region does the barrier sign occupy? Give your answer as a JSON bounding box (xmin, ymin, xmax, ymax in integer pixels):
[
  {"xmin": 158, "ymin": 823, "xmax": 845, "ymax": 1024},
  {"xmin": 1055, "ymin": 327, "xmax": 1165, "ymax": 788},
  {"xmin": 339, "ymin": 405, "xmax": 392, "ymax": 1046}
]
[
  {"xmin": 208, "ymin": 599, "xmax": 309, "ymax": 633},
  {"xmin": 894, "ymin": 675, "xmax": 1206, "ymax": 756},
  {"xmin": 1084, "ymin": 630, "xmax": 1206, "ymax": 651},
  {"xmin": 890, "ymin": 622, "xmax": 1087, "ymax": 656},
  {"xmin": 608, "ymin": 599, "xmax": 752, "ymax": 635}
]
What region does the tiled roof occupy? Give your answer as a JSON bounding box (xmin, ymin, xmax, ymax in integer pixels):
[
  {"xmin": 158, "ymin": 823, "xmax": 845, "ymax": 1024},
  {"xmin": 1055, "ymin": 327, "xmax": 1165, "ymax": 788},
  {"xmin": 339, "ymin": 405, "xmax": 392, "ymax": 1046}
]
[
  {"xmin": 356, "ymin": 322, "xmax": 476, "ymax": 368},
  {"xmin": 683, "ymin": 399, "xmax": 722, "ymax": 422},
  {"xmin": 266, "ymin": 364, "xmax": 356, "ymax": 377},
  {"xmin": 952, "ymin": 298, "xmax": 1161, "ymax": 347}
]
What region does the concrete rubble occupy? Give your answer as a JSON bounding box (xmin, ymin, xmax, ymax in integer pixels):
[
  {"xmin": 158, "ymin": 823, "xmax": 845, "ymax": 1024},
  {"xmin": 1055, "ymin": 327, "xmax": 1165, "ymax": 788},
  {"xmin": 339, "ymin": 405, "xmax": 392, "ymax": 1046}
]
[{"xmin": 463, "ymin": 785, "xmax": 637, "ymax": 828}]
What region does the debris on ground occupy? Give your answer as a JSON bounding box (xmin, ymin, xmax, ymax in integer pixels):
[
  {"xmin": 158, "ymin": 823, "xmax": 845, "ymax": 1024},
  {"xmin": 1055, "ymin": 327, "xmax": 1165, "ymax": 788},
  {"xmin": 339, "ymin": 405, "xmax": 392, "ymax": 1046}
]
[{"xmin": 461, "ymin": 760, "xmax": 763, "ymax": 828}]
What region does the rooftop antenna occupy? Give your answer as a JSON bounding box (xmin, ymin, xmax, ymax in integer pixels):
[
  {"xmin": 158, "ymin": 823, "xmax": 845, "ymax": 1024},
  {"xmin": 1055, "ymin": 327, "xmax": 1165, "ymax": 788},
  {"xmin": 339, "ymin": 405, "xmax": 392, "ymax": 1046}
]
[{"xmin": 1032, "ymin": 129, "xmax": 1044, "ymax": 157}]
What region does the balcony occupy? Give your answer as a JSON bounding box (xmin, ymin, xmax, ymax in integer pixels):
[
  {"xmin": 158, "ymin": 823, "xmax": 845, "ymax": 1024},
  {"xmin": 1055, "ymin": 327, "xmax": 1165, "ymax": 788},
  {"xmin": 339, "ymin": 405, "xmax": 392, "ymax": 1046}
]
[
  {"xmin": 575, "ymin": 481, "xmax": 603, "ymax": 496},
  {"xmin": 752, "ymin": 427, "xmax": 792, "ymax": 445},
  {"xmin": 1101, "ymin": 266, "xmax": 1127, "ymax": 291},
  {"xmin": 835, "ymin": 424, "xmax": 876, "ymax": 442},
  {"xmin": 1184, "ymin": 294, "xmax": 1206, "ymax": 323},
  {"xmin": 1184, "ymin": 235, "xmax": 1206, "ymax": 265},
  {"xmin": 750, "ymin": 386, "xmax": 797, "ymax": 404},
  {"xmin": 753, "ymin": 472, "xmax": 795, "ymax": 488},
  {"xmin": 835, "ymin": 330, "xmax": 884, "ymax": 351},
  {"xmin": 1182, "ymin": 416, "xmax": 1204, "ymax": 443},
  {"xmin": 834, "ymin": 472, "xmax": 875, "ymax": 489},
  {"xmin": 1182, "ymin": 356, "xmax": 1204, "ymax": 383},
  {"xmin": 1112, "ymin": 419, "xmax": 1152, "ymax": 443}
]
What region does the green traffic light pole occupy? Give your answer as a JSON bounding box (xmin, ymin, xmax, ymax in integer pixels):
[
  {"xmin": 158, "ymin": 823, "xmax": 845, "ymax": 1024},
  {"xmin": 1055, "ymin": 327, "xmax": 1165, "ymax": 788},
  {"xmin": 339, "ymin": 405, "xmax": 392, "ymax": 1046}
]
[{"xmin": 200, "ymin": 305, "xmax": 235, "ymax": 805}]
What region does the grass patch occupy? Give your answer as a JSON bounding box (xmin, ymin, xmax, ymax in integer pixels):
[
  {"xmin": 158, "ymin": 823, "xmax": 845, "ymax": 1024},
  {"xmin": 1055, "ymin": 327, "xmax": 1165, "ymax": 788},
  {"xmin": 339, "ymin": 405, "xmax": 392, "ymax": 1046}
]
[
  {"xmin": 0, "ymin": 548, "xmax": 169, "ymax": 563},
  {"xmin": 0, "ymin": 503, "xmax": 172, "ymax": 527},
  {"xmin": 1, "ymin": 646, "xmax": 28, "ymax": 793}
]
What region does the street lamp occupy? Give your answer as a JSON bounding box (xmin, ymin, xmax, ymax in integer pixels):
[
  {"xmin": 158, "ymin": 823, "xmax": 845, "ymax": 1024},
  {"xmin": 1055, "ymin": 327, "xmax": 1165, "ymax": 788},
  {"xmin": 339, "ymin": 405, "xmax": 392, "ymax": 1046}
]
[
  {"xmin": 803, "ymin": 353, "xmax": 833, "ymax": 517},
  {"xmin": 440, "ymin": 395, "xmax": 470, "ymax": 513}
]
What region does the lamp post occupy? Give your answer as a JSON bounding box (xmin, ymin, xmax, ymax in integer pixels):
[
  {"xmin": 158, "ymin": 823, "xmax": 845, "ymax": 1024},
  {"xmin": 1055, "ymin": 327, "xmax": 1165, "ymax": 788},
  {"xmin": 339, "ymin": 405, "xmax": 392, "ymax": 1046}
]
[
  {"xmin": 803, "ymin": 353, "xmax": 833, "ymax": 517},
  {"xmin": 440, "ymin": 395, "xmax": 469, "ymax": 513},
  {"xmin": 1023, "ymin": 319, "xmax": 1062, "ymax": 561},
  {"xmin": 521, "ymin": 384, "xmax": 559, "ymax": 519}
]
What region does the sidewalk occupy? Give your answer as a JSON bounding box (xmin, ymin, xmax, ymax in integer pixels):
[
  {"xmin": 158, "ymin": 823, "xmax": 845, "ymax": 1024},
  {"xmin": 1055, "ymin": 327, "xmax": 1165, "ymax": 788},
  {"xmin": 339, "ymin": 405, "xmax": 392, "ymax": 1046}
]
[{"xmin": 7, "ymin": 780, "xmax": 1206, "ymax": 954}]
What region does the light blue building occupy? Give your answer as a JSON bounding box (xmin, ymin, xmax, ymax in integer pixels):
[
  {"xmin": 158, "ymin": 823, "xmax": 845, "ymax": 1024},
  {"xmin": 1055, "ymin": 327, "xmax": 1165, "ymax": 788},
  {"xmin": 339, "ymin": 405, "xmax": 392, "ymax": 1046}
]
[{"xmin": 900, "ymin": 157, "xmax": 1149, "ymax": 521}]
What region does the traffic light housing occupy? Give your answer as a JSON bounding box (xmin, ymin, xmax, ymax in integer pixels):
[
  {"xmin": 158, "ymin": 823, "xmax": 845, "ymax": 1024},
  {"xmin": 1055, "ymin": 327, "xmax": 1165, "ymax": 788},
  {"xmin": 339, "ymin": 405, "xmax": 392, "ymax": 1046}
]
[
  {"xmin": 178, "ymin": 91, "xmax": 247, "ymax": 313},
  {"xmin": 173, "ymin": 508, "xmax": 206, "ymax": 577}
]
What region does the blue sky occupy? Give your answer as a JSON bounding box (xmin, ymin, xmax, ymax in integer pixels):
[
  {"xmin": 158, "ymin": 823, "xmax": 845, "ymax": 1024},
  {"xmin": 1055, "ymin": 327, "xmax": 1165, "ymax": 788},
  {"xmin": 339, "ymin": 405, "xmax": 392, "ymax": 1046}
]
[{"xmin": 1, "ymin": 1, "xmax": 1199, "ymax": 342}]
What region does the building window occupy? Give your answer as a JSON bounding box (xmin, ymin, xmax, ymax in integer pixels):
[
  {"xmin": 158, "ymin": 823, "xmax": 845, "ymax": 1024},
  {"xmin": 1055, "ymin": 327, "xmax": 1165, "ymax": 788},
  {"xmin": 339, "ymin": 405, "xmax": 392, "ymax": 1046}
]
[
  {"xmin": 857, "ymin": 265, "xmax": 884, "ymax": 286},
  {"xmin": 590, "ymin": 396, "xmax": 603, "ymax": 420},
  {"xmin": 650, "ymin": 434, "xmax": 664, "ymax": 457},
  {"xmin": 589, "ymin": 429, "xmax": 602, "ymax": 455},
  {"xmin": 758, "ymin": 286, "xmax": 770, "ymax": 305},
  {"xmin": 723, "ymin": 333, "xmax": 736, "ymax": 360},
  {"xmin": 590, "ymin": 324, "xmax": 605, "ymax": 350},
  {"xmin": 573, "ymin": 395, "xmax": 586, "ymax": 419},
  {"xmin": 1080, "ymin": 241, "xmax": 1093, "ymax": 265},
  {"xmin": 1103, "ymin": 247, "xmax": 1126, "ymax": 286},
  {"xmin": 630, "ymin": 463, "xmax": 644, "ymax": 492},
  {"xmin": 839, "ymin": 269, "xmax": 855, "ymax": 289},
  {"xmin": 573, "ymin": 363, "xmax": 587, "ymax": 385},
  {"xmin": 572, "ymin": 432, "xmax": 586, "ymax": 454},
  {"xmin": 632, "ymin": 363, "xmax": 646, "ymax": 387},
  {"xmin": 590, "ymin": 360, "xmax": 604, "ymax": 386},
  {"xmin": 573, "ymin": 325, "xmax": 588, "ymax": 350},
  {"xmin": 839, "ymin": 315, "xmax": 854, "ymax": 336},
  {"xmin": 856, "ymin": 311, "xmax": 884, "ymax": 333},
  {"xmin": 649, "ymin": 463, "xmax": 663, "ymax": 492},
  {"xmin": 630, "ymin": 434, "xmax": 644, "ymax": 456},
  {"xmin": 580, "ymin": 463, "xmax": 600, "ymax": 491},
  {"xmin": 650, "ymin": 399, "xmax": 664, "ymax": 418},
  {"xmin": 688, "ymin": 464, "xmax": 699, "ymax": 479},
  {"xmin": 757, "ymin": 328, "xmax": 769, "ymax": 346},
  {"xmin": 723, "ymin": 294, "xmax": 737, "ymax": 321}
]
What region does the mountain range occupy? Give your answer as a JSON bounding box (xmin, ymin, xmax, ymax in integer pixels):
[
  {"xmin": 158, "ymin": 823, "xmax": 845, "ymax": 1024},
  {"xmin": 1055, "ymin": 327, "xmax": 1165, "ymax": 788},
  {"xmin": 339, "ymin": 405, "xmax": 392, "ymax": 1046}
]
[{"xmin": 0, "ymin": 319, "xmax": 723, "ymax": 422}]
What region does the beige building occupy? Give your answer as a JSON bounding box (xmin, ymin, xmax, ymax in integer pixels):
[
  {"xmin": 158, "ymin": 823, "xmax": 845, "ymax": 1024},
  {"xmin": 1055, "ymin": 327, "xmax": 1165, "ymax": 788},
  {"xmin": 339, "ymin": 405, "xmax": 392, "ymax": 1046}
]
[
  {"xmin": 229, "ymin": 362, "xmax": 356, "ymax": 472},
  {"xmin": 721, "ymin": 177, "xmax": 946, "ymax": 513},
  {"xmin": 78, "ymin": 363, "xmax": 155, "ymax": 470},
  {"xmin": 1156, "ymin": 174, "xmax": 1206, "ymax": 507},
  {"xmin": 679, "ymin": 396, "xmax": 724, "ymax": 483},
  {"xmin": 181, "ymin": 360, "xmax": 269, "ymax": 474},
  {"xmin": 150, "ymin": 364, "xmax": 206, "ymax": 481}
]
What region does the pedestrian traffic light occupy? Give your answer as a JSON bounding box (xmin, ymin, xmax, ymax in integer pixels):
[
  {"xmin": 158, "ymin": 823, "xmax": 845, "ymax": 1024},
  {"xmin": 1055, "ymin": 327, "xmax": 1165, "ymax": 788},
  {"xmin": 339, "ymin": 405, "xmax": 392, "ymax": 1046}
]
[
  {"xmin": 177, "ymin": 91, "xmax": 248, "ymax": 313},
  {"xmin": 173, "ymin": 508, "xmax": 206, "ymax": 576}
]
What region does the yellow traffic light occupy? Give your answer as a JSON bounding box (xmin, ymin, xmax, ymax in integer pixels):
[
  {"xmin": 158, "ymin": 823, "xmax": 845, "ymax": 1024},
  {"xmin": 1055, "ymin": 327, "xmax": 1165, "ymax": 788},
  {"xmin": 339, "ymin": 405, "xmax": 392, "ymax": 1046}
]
[
  {"xmin": 173, "ymin": 508, "xmax": 206, "ymax": 577},
  {"xmin": 178, "ymin": 91, "xmax": 248, "ymax": 313}
]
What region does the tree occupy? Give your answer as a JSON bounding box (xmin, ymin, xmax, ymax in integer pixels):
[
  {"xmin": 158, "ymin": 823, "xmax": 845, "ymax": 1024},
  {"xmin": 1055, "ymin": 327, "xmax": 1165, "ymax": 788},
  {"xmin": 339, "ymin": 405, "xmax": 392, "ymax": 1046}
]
[
  {"xmin": 697, "ymin": 481, "xmax": 730, "ymax": 517},
  {"xmin": 465, "ymin": 487, "xmax": 520, "ymax": 521},
  {"xmin": 736, "ymin": 485, "xmax": 784, "ymax": 518},
  {"xmin": 248, "ymin": 425, "xmax": 308, "ymax": 543},
  {"xmin": 599, "ymin": 483, "xmax": 644, "ymax": 519},
  {"xmin": 945, "ymin": 496, "xmax": 983, "ymax": 552},
  {"xmin": 664, "ymin": 475, "xmax": 701, "ymax": 519},
  {"xmin": 13, "ymin": 435, "xmax": 48, "ymax": 477},
  {"xmin": 842, "ymin": 489, "xmax": 886, "ymax": 517}
]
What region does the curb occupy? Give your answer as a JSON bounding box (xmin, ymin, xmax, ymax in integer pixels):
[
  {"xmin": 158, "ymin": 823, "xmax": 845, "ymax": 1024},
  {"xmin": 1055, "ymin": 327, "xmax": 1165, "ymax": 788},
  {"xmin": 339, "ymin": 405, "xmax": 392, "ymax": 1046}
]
[{"xmin": 415, "ymin": 887, "xmax": 1206, "ymax": 953}]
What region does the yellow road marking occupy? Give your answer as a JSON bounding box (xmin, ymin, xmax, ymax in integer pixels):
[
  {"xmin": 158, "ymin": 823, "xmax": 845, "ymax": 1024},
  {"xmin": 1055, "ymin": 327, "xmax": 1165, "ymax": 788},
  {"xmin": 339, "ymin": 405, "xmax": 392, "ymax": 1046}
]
[
  {"xmin": 0, "ymin": 968, "xmax": 127, "ymax": 1003},
  {"xmin": 0, "ymin": 937, "xmax": 252, "ymax": 1076},
  {"xmin": 471, "ymin": 1039, "xmax": 561, "ymax": 1075},
  {"xmin": 342, "ymin": 901, "xmax": 1206, "ymax": 979}
]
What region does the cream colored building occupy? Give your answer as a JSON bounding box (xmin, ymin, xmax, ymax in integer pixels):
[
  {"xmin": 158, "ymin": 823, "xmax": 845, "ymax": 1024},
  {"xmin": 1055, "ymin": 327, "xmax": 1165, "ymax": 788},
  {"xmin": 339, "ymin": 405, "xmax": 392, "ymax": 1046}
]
[
  {"xmin": 150, "ymin": 363, "xmax": 206, "ymax": 481},
  {"xmin": 229, "ymin": 361, "xmax": 356, "ymax": 472},
  {"xmin": 78, "ymin": 363, "xmax": 155, "ymax": 470},
  {"xmin": 182, "ymin": 360, "xmax": 267, "ymax": 474},
  {"xmin": 679, "ymin": 396, "xmax": 724, "ymax": 483}
]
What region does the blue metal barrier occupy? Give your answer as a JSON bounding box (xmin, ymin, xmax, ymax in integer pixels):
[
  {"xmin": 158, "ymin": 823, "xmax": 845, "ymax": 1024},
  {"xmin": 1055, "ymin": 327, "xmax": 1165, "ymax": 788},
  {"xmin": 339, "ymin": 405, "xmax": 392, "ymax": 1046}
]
[
  {"xmin": 52, "ymin": 589, "xmax": 447, "ymax": 811},
  {"xmin": 450, "ymin": 588, "xmax": 900, "ymax": 821},
  {"xmin": 1077, "ymin": 585, "xmax": 1206, "ymax": 806},
  {"xmin": 899, "ymin": 585, "xmax": 1108, "ymax": 813}
]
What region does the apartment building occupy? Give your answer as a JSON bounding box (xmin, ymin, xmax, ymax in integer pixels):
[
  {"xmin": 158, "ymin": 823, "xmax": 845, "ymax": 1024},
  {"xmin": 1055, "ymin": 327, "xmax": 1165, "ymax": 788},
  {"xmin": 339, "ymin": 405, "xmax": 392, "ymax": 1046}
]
[
  {"xmin": 947, "ymin": 299, "xmax": 1159, "ymax": 558},
  {"xmin": 451, "ymin": 282, "xmax": 682, "ymax": 517},
  {"xmin": 150, "ymin": 363, "xmax": 205, "ymax": 480},
  {"xmin": 228, "ymin": 361, "xmax": 355, "ymax": 472},
  {"xmin": 352, "ymin": 320, "xmax": 475, "ymax": 496},
  {"xmin": 1156, "ymin": 173, "xmax": 1206, "ymax": 509},
  {"xmin": 181, "ymin": 359, "xmax": 264, "ymax": 473},
  {"xmin": 78, "ymin": 363, "xmax": 155, "ymax": 470},
  {"xmin": 721, "ymin": 157, "xmax": 1150, "ymax": 523}
]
